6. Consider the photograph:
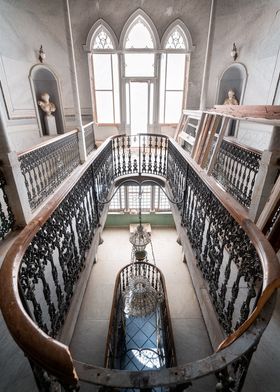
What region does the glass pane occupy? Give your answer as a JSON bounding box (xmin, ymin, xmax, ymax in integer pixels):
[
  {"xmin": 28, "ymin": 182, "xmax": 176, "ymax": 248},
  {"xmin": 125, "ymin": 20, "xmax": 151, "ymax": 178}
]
[
  {"xmin": 165, "ymin": 91, "xmax": 183, "ymax": 123},
  {"xmin": 125, "ymin": 18, "xmax": 154, "ymax": 49},
  {"xmin": 166, "ymin": 53, "xmax": 185, "ymax": 90},
  {"xmin": 93, "ymin": 29, "xmax": 114, "ymax": 49},
  {"xmin": 165, "ymin": 28, "xmax": 186, "ymax": 49},
  {"xmin": 125, "ymin": 53, "xmax": 155, "ymax": 77},
  {"xmin": 126, "ymin": 82, "xmax": 130, "ymax": 124},
  {"xmin": 96, "ymin": 91, "xmax": 114, "ymax": 123},
  {"xmin": 93, "ymin": 54, "xmax": 112, "ymax": 90},
  {"xmin": 130, "ymin": 82, "xmax": 148, "ymax": 134},
  {"xmin": 159, "ymin": 54, "xmax": 166, "ymax": 123},
  {"xmin": 112, "ymin": 54, "xmax": 120, "ymax": 123},
  {"xmin": 149, "ymin": 83, "xmax": 154, "ymax": 125}
]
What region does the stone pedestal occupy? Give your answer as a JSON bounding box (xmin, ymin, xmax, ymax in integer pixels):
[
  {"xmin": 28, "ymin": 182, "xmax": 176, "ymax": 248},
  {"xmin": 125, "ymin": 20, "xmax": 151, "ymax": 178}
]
[{"xmin": 44, "ymin": 115, "xmax": 57, "ymax": 135}]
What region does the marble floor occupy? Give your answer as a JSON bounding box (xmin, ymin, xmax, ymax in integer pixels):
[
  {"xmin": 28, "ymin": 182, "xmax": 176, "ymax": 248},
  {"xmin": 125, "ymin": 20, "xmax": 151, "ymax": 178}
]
[{"xmin": 0, "ymin": 227, "xmax": 280, "ymax": 391}]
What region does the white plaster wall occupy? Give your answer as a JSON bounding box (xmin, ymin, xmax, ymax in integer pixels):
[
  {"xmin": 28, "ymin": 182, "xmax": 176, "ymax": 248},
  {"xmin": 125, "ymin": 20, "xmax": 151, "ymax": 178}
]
[
  {"xmin": 69, "ymin": 0, "xmax": 211, "ymax": 111},
  {"xmin": 0, "ymin": 0, "xmax": 75, "ymax": 151},
  {"xmin": 206, "ymin": 0, "xmax": 280, "ymax": 150}
]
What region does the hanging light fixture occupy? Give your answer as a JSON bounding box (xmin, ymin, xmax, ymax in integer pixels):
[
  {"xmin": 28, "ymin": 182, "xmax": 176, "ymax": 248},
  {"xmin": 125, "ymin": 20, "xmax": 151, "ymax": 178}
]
[
  {"xmin": 123, "ymin": 183, "xmax": 164, "ymax": 317},
  {"xmin": 129, "ymin": 183, "xmax": 151, "ymax": 256},
  {"xmin": 129, "ymin": 224, "xmax": 151, "ymax": 252},
  {"xmin": 123, "ymin": 274, "xmax": 163, "ymax": 317}
]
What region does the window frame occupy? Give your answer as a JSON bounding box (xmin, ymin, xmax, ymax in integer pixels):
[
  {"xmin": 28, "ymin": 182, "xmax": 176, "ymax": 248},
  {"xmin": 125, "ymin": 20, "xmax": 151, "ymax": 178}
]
[{"xmin": 84, "ymin": 14, "xmax": 194, "ymax": 130}]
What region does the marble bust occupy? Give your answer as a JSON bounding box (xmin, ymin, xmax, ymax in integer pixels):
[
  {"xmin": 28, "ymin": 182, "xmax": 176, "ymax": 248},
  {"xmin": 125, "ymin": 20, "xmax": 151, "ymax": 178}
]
[
  {"xmin": 38, "ymin": 92, "xmax": 56, "ymax": 116},
  {"xmin": 223, "ymin": 89, "xmax": 239, "ymax": 105}
]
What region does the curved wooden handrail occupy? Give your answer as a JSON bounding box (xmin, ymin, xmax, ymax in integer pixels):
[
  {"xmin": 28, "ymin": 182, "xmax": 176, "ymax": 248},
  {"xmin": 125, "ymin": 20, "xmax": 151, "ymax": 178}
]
[
  {"xmin": 169, "ymin": 138, "xmax": 280, "ymax": 350},
  {"xmin": 0, "ymin": 134, "xmax": 279, "ymax": 388},
  {"xmin": 223, "ymin": 136, "xmax": 262, "ymax": 155},
  {"xmin": 0, "ymin": 137, "xmax": 113, "ymax": 386}
]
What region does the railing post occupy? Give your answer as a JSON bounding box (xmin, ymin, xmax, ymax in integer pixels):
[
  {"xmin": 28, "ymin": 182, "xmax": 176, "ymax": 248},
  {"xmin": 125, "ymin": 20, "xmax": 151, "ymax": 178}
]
[
  {"xmin": 78, "ymin": 128, "xmax": 87, "ymax": 163},
  {"xmin": 249, "ymin": 149, "xmax": 280, "ymax": 221},
  {"xmin": 0, "ymin": 108, "xmax": 32, "ymax": 227},
  {"xmin": 250, "ymin": 125, "xmax": 280, "ymax": 221}
]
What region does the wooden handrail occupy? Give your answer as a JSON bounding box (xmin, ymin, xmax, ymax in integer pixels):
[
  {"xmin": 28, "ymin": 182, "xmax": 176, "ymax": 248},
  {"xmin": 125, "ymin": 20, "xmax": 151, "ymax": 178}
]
[
  {"xmin": 17, "ymin": 129, "xmax": 79, "ymax": 157},
  {"xmin": 169, "ymin": 138, "xmax": 280, "ymax": 350},
  {"xmin": 0, "ymin": 134, "xmax": 279, "ymax": 389},
  {"xmin": 223, "ymin": 136, "xmax": 262, "ymax": 155},
  {"xmin": 0, "ymin": 137, "xmax": 113, "ymax": 385}
]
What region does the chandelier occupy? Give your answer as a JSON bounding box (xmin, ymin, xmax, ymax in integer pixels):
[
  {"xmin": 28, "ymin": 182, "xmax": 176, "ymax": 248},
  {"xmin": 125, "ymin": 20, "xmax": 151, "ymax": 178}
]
[
  {"xmin": 129, "ymin": 224, "xmax": 151, "ymax": 252},
  {"xmin": 122, "ymin": 184, "xmax": 164, "ymax": 317},
  {"xmin": 123, "ymin": 274, "xmax": 163, "ymax": 317}
]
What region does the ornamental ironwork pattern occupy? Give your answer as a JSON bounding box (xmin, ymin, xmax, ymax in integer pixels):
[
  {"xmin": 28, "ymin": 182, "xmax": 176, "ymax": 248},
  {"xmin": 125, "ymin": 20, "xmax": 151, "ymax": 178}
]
[
  {"xmin": 84, "ymin": 123, "xmax": 96, "ymax": 155},
  {"xmin": 212, "ymin": 139, "xmax": 261, "ymax": 208},
  {"xmin": 112, "ymin": 134, "xmax": 168, "ymax": 178},
  {"xmin": 18, "ymin": 132, "xmax": 80, "ymax": 210},
  {"xmin": 182, "ymin": 164, "xmax": 262, "ymax": 334},
  {"xmin": 19, "ymin": 165, "xmax": 98, "ymax": 337},
  {"xmin": 0, "ymin": 168, "xmax": 15, "ymax": 240},
  {"xmin": 93, "ymin": 140, "xmax": 114, "ymax": 212}
]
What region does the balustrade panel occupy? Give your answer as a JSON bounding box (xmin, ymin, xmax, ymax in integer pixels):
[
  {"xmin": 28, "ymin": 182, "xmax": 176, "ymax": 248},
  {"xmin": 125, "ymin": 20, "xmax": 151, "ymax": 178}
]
[
  {"xmin": 19, "ymin": 165, "xmax": 98, "ymax": 337},
  {"xmin": 18, "ymin": 132, "xmax": 80, "ymax": 210},
  {"xmin": 212, "ymin": 139, "xmax": 261, "ymax": 208},
  {"xmin": 112, "ymin": 134, "xmax": 168, "ymax": 178}
]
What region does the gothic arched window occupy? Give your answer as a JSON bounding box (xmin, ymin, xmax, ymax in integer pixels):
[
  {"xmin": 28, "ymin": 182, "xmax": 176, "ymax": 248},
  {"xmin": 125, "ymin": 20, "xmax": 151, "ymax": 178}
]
[
  {"xmin": 88, "ymin": 22, "xmax": 120, "ymax": 124},
  {"xmin": 159, "ymin": 22, "xmax": 193, "ymax": 124}
]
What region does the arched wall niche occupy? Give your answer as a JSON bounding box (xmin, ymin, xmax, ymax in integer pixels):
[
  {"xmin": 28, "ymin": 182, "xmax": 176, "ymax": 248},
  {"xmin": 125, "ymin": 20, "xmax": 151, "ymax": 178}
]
[
  {"xmin": 29, "ymin": 64, "xmax": 66, "ymax": 136},
  {"xmin": 216, "ymin": 63, "xmax": 248, "ymax": 105}
]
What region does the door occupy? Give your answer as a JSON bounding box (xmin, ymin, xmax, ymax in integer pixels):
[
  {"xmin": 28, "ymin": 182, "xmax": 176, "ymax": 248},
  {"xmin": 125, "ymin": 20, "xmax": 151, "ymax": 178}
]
[{"xmin": 126, "ymin": 80, "xmax": 154, "ymax": 135}]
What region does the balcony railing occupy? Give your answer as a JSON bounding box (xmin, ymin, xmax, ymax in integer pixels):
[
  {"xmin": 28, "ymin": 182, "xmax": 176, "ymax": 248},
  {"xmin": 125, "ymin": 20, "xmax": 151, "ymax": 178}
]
[
  {"xmin": 212, "ymin": 137, "xmax": 261, "ymax": 208},
  {"xmin": 0, "ymin": 134, "xmax": 279, "ymax": 392},
  {"xmin": 17, "ymin": 130, "xmax": 80, "ymax": 210}
]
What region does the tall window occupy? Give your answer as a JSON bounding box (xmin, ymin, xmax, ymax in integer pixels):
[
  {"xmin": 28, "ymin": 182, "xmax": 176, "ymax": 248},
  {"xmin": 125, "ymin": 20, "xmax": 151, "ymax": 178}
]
[
  {"xmin": 121, "ymin": 13, "xmax": 159, "ymax": 134},
  {"xmin": 85, "ymin": 14, "xmax": 193, "ymax": 130},
  {"xmin": 159, "ymin": 26, "xmax": 189, "ymax": 124},
  {"xmin": 91, "ymin": 27, "xmax": 120, "ymax": 124}
]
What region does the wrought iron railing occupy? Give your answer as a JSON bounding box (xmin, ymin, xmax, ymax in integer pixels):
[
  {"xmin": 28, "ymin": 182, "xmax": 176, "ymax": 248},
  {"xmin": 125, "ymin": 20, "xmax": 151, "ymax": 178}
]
[
  {"xmin": 84, "ymin": 121, "xmax": 96, "ymax": 155},
  {"xmin": 18, "ymin": 130, "xmax": 80, "ymax": 210},
  {"xmin": 212, "ymin": 137, "xmax": 262, "ymax": 208},
  {"xmin": 0, "ymin": 134, "xmax": 279, "ymax": 392},
  {"xmin": 0, "ymin": 168, "xmax": 15, "ymax": 240}
]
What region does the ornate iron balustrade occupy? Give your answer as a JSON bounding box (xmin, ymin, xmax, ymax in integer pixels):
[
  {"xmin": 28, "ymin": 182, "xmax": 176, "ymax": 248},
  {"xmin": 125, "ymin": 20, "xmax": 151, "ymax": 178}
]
[
  {"xmin": 212, "ymin": 138, "xmax": 261, "ymax": 208},
  {"xmin": 0, "ymin": 168, "xmax": 15, "ymax": 240},
  {"xmin": 18, "ymin": 131, "xmax": 80, "ymax": 210},
  {"xmin": 84, "ymin": 121, "xmax": 96, "ymax": 155},
  {"xmin": 0, "ymin": 135, "xmax": 279, "ymax": 392},
  {"xmin": 112, "ymin": 134, "xmax": 168, "ymax": 178}
]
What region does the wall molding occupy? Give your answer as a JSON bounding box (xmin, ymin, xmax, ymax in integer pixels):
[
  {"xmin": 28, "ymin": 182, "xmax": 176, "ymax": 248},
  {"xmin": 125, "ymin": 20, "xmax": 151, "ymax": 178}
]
[{"xmin": 0, "ymin": 55, "xmax": 36, "ymax": 119}]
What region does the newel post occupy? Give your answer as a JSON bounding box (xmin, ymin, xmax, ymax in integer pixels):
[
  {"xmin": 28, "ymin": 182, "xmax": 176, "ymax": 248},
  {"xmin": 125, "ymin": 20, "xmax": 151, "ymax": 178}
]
[{"xmin": 249, "ymin": 125, "xmax": 280, "ymax": 221}]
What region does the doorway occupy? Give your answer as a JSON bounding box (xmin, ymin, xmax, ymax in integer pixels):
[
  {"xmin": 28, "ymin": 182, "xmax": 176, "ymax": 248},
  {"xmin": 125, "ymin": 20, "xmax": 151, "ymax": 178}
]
[{"xmin": 126, "ymin": 80, "xmax": 154, "ymax": 135}]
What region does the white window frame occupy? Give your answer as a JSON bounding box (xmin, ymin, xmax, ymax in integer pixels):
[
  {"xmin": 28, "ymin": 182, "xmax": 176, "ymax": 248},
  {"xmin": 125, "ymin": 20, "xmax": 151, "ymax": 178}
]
[{"xmin": 83, "ymin": 13, "xmax": 195, "ymax": 131}]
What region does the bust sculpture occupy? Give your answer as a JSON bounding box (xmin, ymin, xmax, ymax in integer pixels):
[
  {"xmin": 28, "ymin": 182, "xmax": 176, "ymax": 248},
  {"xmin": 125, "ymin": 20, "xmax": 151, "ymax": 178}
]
[
  {"xmin": 223, "ymin": 89, "xmax": 239, "ymax": 105},
  {"xmin": 38, "ymin": 92, "xmax": 56, "ymax": 116}
]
